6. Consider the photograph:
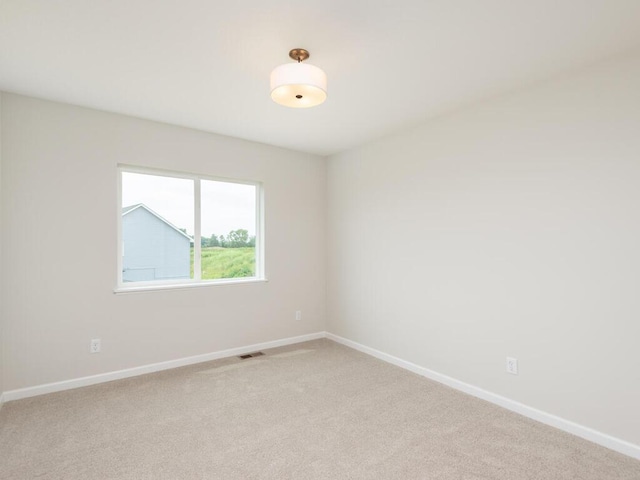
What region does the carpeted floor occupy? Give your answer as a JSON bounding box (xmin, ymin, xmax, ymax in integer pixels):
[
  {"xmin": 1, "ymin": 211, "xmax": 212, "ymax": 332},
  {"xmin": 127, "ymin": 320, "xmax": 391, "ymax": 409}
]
[{"xmin": 1, "ymin": 339, "xmax": 639, "ymax": 479}]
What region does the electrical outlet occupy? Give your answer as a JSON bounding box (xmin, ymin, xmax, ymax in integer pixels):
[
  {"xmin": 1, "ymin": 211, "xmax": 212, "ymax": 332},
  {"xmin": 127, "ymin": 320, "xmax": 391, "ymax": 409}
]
[
  {"xmin": 90, "ymin": 339, "xmax": 101, "ymax": 354},
  {"xmin": 506, "ymin": 357, "xmax": 518, "ymax": 375},
  {"xmin": 295, "ymin": 310, "xmax": 302, "ymax": 321}
]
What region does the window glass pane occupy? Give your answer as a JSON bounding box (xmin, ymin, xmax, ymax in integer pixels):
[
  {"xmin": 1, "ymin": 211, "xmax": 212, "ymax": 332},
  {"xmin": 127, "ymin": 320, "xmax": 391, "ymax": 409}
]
[
  {"xmin": 200, "ymin": 180, "xmax": 256, "ymax": 279},
  {"xmin": 122, "ymin": 172, "xmax": 194, "ymax": 282}
]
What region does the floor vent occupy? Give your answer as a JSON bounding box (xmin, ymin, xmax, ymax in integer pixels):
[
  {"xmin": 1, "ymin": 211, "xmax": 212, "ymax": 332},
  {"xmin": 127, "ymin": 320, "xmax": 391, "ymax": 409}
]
[{"xmin": 238, "ymin": 351, "xmax": 264, "ymax": 360}]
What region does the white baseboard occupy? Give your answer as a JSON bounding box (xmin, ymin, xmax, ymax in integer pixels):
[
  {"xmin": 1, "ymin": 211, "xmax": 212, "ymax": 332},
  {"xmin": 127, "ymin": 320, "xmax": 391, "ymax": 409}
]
[
  {"xmin": 3, "ymin": 330, "xmax": 638, "ymax": 461},
  {"xmin": 325, "ymin": 332, "xmax": 640, "ymax": 461},
  {"xmin": 1, "ymin": 332, "xmax": 325, "ymax": 402}
]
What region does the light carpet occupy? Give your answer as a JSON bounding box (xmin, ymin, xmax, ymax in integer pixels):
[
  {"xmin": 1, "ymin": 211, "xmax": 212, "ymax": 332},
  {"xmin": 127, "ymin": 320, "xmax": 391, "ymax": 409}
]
[{"xmin": 1, "ymin": 339, "xmax": 639, "ymax": 479}]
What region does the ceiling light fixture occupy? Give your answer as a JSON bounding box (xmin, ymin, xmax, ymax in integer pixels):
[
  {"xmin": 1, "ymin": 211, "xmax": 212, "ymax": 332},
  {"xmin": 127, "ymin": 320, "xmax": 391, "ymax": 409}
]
[{"xmin": 270, "ymin": 48, "xmax": 327, "ymax": 108}]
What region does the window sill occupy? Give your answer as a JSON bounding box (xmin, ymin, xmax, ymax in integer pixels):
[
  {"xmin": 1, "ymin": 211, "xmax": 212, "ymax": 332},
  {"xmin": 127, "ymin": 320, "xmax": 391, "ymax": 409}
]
[{"xmin": 113, "ymin": 277, "xmax": 268, "ymax": 294}]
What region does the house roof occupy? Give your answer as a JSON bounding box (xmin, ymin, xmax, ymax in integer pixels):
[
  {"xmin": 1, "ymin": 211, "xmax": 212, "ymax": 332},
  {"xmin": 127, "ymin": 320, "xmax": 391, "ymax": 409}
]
[
  {"xmin": 122, "ymin": 204, "xmax": 142, "ymax": 215},
  {"xmin": 122, "ymin": 204, "xmax": 192, "ymax": 241}
]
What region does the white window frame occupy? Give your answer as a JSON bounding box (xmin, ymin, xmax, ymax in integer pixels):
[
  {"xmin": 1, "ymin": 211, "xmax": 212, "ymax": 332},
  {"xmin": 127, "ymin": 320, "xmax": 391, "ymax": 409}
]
[{"xmin": 115, "ymin": 165, "xmax": 265, "ymax": 293}]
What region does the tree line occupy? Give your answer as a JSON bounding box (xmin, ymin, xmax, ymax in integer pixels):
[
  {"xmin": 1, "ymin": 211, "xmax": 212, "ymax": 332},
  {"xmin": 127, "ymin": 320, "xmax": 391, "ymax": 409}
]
[{"xmin": 202, "ymin": 229, "xmax": 255, "ymax": 248}]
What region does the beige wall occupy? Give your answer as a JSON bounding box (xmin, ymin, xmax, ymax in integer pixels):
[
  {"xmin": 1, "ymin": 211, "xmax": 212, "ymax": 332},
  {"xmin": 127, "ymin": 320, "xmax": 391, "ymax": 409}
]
[
  {"xmin": 0, "ymin": 93, "xmax": 326, "ymax": 391},
  {"xmin": 0, "ymin": 94, "xmax": 3, "ymax": 401},
  {"xmin": 327, "ymin": 53, "xmax": 640, "ymax": 445},
  {"xmin": 2, "ymin": 51, "xmax": 640, "ymax": 450}
]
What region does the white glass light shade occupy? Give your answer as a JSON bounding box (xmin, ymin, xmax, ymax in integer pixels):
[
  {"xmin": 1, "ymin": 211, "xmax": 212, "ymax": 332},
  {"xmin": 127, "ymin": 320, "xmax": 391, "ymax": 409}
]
[{"xmin": 270, "ymin": 63, "xmax": 327, "ymax": 108}]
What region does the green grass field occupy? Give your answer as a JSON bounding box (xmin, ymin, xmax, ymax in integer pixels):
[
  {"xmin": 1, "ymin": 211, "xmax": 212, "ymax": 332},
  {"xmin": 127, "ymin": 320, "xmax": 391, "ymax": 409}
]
[{"xmin": 191, "ymin": 247, "xmax": 255, "ymax": 279}]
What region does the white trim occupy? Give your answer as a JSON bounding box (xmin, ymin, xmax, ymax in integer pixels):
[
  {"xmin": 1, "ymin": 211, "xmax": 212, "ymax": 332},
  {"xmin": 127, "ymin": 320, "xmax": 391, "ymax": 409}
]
[
  {"xmin": 3, "ymin": 331, "xmax": 637, "ymax": 461},
  {"xmin": 255, "ymin": 181, "xmax": 265, "ymax": 279},
  {"xmin": 116, "ymin": 168, "xmax": 123, "ymax": 288},
  {"xmin": 118, "ymin": 163, "xmax": 259, "ymax": 187},
  {"xmin": 325, "ymin": 332, "xmax": 640, "ymax": 461},
  {"xmin": 2, "ymin": 332, "xmax": 324, "ymax": 402},
  {"xmin": 117, "ymin": 164, "xmax": 264, "ymax": 289},
  {"xmin": 113, "ymin": 277, "xmax": 268, "ymax": 294},
  {"xmin": 193, "ymin": 178, "xmax": 202, "ymax": 280}
]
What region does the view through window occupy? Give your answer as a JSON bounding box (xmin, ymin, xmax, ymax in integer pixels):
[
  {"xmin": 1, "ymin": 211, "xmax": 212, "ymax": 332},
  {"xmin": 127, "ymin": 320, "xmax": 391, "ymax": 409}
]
[{"xmin": 120, "ymin": 168, "xmax": 260, "ymax": 286}]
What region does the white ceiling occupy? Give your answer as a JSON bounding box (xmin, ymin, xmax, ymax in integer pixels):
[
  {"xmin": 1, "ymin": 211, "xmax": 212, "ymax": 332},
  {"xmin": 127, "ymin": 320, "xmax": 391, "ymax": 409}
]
[{"xmin": 2, "ymin": 1, "xmax": 640, "ymax": 156}]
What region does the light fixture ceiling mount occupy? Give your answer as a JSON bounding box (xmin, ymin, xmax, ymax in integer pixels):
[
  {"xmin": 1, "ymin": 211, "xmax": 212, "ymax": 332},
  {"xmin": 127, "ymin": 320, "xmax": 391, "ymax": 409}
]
[
  {"xmin": 288, "ymin": 48, "xmax": 310, "ymax": 63},
  {"xmin": 270, "ymin": 48, "xmax": 327, "ymax": 108}
]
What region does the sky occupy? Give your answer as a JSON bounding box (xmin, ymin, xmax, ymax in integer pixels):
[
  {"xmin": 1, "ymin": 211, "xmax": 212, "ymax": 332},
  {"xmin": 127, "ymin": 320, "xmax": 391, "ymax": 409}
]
[{"xmin": 122, "ymin": 172, "xmax": 256, "ymax": 238}]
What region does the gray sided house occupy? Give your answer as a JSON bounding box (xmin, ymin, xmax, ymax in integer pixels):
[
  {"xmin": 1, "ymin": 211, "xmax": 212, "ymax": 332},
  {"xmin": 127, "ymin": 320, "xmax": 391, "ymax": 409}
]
[{"xmin": 122, "ymin": 204, "xmax": 191, "ymax": 282}]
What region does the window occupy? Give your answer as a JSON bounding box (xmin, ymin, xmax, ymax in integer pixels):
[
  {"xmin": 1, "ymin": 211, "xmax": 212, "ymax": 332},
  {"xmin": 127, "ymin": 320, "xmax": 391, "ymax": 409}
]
[{"xmin": 117, "ymin": 166, "xmax": 263, "ymax": 290}]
